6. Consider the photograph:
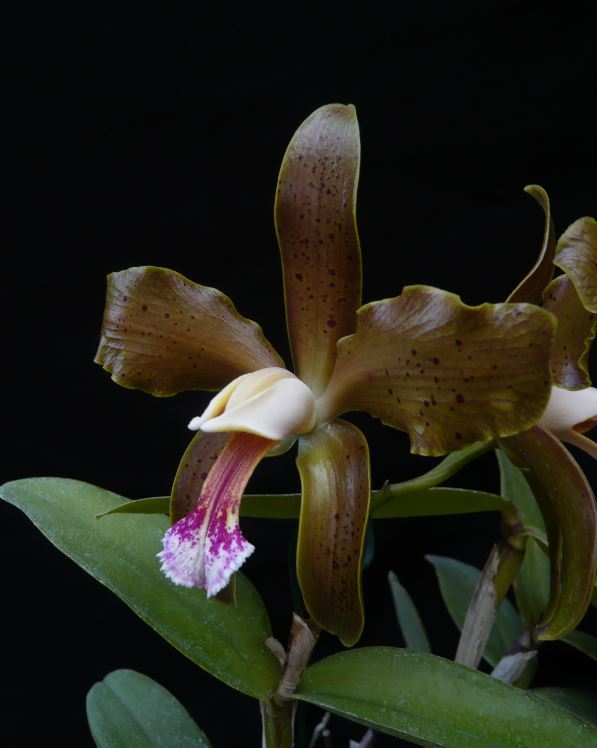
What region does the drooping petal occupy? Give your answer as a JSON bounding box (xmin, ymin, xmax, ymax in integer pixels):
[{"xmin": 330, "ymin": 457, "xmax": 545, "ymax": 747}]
[
  {"xmin": 189, "ymin": 367, "xmax": 316, "ymax": 440},
  {"xmin": 275, "ymin": 104, "xmax": 362, "ymax": 396},
  {"xmin": 500, "ymin": 427, "xmax": 597, "ymax": 640},
  {"xmin": 507, "ymin": 185, "xmax": 556, "ymax": 304},
  {"xmin": 554, "ymin": 217, "xmax": 597, "ymax": 312},
  {"xmin": 296, "ymin": 419, "xmax": 370, "ymax": 646},
  {"xmin": 170, "ymin": 430, "xmax": 230, "ymax": 523},
  {"xmin": 95, "ymin": 266, "xmax": 284, "ymax": 396},
  {"xmin": 543, "ymin": 275, "xmax": 596, "ymax": 389},
  {"xmin": 159, "ymin": 432, "xmax": 276, "ymax": 596},
  {"xmin": 317, "ymin": 286, "xmax": 555, "ymax": 455}
]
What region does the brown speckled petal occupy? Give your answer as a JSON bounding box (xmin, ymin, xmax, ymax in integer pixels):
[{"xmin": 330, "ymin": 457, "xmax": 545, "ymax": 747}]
[
  {"xmin": 501, "ymin": 426, "xmax": 597, "ymax": 640},
  {"xmin": 296, "ymin": 419, "xmax": 370, "ymax": 646},
  {"xmin": 275, "ymin": 104, "xmax": 362, "ymax": 396},
  {"xmin": 543, "ymin": 274, "xmax": 596, "ymax": 389},
  {"xmin": 318, "ymin": 286, "xmax": 555, "ymax": 455},
  {"xmin": 555, "ymin": 217, "xmax": 597, "ymax": 312},
  {"xmin": 170, "ymin": 430, "xmax": 230, "ymax": 523},
  {"xmin": 507, "ymin": 185, "xmax": 556, "ymax": 304},
  {"xmin": 95, "ymin": 266, "xmax": 284, "ymax": 396}
]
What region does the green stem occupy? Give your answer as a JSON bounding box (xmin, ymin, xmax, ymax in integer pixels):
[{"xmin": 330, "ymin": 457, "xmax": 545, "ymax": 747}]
[{"xmin": 260, "ymin": 699, "xmax": 295, "ymax": 748}]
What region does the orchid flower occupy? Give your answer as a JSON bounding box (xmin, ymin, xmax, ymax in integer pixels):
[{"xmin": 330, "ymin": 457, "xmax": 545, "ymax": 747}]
[
  {"xmin": 499, "ymin": 188, "xmax": 597, "ymax": 638},
  {"xmin": 505, "ymin": 188, "xmax": 597, "ymax": 457},
  {"xmin": 95, "ymin": 105, "xmax": 556, "ymax": 645}
]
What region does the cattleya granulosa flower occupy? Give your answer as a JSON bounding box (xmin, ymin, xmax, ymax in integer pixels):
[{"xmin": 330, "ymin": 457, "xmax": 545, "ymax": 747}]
[
  {"xmin": 498, "ymin": 189, "xmax": 597, "ymax": 638},
  {"xmin": 95, "ymin": 105, "xmax": 557, "ymax": 645}
]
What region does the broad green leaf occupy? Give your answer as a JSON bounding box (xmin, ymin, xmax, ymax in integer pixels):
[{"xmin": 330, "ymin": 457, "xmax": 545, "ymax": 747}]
[
  {"xmin": 318, "ymin": 286, "xmax": 555, "ymax": 455},
  {"xmin": 533, "ymin": 688, "xmax": 597, "ymax": 728},
  {"xmin": 275, "ymin": 103, "xmax": 362, "ymax": 397},
  {"xmin": 497, "ymin": 449, "xmax": 544, "ymax": 531},
  {"xmin": 515, "ymin": 537, "xmax": 550, "ymax": 631},
  {"xmin": 501, "ymin": 427, "xmax": 597, "ymax": 640},
  {"xmin": 388, "ymin": 571, "xmax": 431, "ymax": 652},
  {"xmin": 296, "ymin": 420, "xmax": 370, "ymax": 646},
  {"xmin": 543, "ymin": 275, "xmax": 596, "ymax": 389},
  {"xmin": 96, "ymin": 497, "xmax": 169, "ymax": 518},
  {"xmin": 497, "ymin": 450, "xmax": 549, "ymax": 629},
  {"xmin": 87, "ymin": 669, "xmax": 211, "ymax": 747},
  {"xmin": 100, "ymin": 486, "xmax": 505, "ymax": 522},
  {"xmin": 555, "ymin": 217, "xmax": 597, "ymax": 312},
  {"xmin": 561, "ymin": 630, "xmax": 597, "ymax": 663},
  {"xmin": 426, "ymin": 555, "xmax": 523, "ymax": 666},
  {"xmin": 372, "ymin": 487, "xmax": 507, "ymax": 519},
  {"xmin": 0, "ymin": 478, "xmax": 280, "ymax": 699},
  {"xmin": 241, "ymin": 493, "xmax": 301, "ymax": 518},
  {"xmin": 95, "ymin": 266, "xmax": 283, "ymax": 396},
  {"xmin": 507, "ymin": 184, "xmax": 556, "ymax": 305},
  {"xmin": 294, "ymin": 648, "xmax": 596, "ymax": 747},
  {"xmin": 241, "ymin": 486, "xmax": 506, "ymax": 520}
]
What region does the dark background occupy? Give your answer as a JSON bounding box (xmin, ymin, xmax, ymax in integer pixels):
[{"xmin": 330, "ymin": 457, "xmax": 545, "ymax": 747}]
[{"xmin": 2, "ymin": 5, "xmax": 597, "ymax": 746}]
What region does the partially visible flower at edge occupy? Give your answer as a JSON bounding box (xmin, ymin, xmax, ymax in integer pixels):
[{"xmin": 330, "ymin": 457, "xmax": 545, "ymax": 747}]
[
  {"xmin": 95, "ymin": 105, "xmax": 556, "ymax": 645},
  {"xmin": 499, "ymin": 188, "xmax": 597, "ymax": 637}
]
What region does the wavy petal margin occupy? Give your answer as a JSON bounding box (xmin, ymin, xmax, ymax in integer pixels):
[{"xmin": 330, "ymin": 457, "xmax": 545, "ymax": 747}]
[
  {"xmin": 296, "ymin": 419, "xmax": 370, "ymax": 646},
  {"xmin": 543, "ymin": 275, "xmax": 596, "ymax": 389},
  {"xmin": 501, "ymin": 427, "xmax": 597, "ymax": 640},
  {"xmin": 507, "ymin": 185, "xmax": 555, "ymax": 304},
  {"xmin": 555, "ymin": 217, "xmax": 597, "ymax": 312},
  {"xmin": 275, "ymin": 104, "xmax": 362, "ymax": 396},
  {"xmin": 159, "ymin": 433, "xmax": 276, "ymax": 596},
  {"xmin": 95, "ymin": 266, "xmax": 283, "ymax": 396},
  {"xmin": 318, "ymin": 286, "xmax": 555, "ymax": 455}
]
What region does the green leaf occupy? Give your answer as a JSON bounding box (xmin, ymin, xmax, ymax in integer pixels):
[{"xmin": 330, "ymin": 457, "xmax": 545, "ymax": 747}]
[
  {"xmin": 533, "ymin": 688, "xmax": 597, "ymax": 728},
  {"xmin": 109, "ymin": 486, "xmax": 505, "ymax": 523},
  {"xmin": 515, "ymin": 537, "xmax": 550, "ymax": 631},
  {"xmin": 294, "ymin": 648, "xmax": 596, "ymax": 747},
  {"xmin": 388, "ymin": 571, "xmax": 431, "ymax": 652},
  {"xmin": 318, "ymin": 285, "xmax": 555, "ymax": 455},
  {"xmin": 561, "ymin": 630, "xmax": 597, "ymax": 663},
  {"xmin": 87, "ymin": 669, "xmax": 211, "ymax": 747},
  {"xmin": 96, "ymin": 497, "xmax": 169, "ymax": 518},
  {"xmin": 426, "ymin": 555, "xmax": 523, "ymax": 667},
  {"xmin": 241, "ymin": 493, "xmax": 301, "ymax": 518},
  {"xmin": 497, "ymin": 450, "xmax": 550, "ymax": 630},
  {"xmin": 372, "ymin": 487, "xmax": 507, "ymax": 519},
  {"xmin": 0, "ymin": 478, "xmax": 280, "ymax": 699},
  {"xmin": 497, "ymin": 449, "xmax": 544, "ymax": 531}
]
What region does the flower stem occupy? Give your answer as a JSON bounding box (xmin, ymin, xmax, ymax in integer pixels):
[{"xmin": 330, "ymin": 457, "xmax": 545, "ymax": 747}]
[
  {"xmin": 455, "ymin": 537, "xmax": 524, "ymax": 668},
  {"xmin": 261, "ymin": 613, "xmax": 320, "ymax": 747},
  {"xmin": 260, "ymin": 699, "xmax": 295, "ymax": 748}
]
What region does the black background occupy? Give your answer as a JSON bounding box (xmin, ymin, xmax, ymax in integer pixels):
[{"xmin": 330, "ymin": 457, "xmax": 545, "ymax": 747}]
[{"xmin": 2, "ymin": 5, "xmax": 597, "ymax": 746}]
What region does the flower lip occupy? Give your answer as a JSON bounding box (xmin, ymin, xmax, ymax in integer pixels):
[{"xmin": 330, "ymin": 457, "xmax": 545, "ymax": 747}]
[
  {"xmin": 188, "ymin": 367, "xmax": 317, "ymax": 441},
  {"xmin": 538, "ymin": 385, "xmax": 597, "ymax": 437}
]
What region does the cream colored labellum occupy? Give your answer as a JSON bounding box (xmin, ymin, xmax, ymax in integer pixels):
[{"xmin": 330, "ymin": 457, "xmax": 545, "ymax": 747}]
[
  {"xmin": 538, "ymin": 386, "xmax": 597, "ymax": 437},
  {"xmin": 538, "ymin": 385, "xmax": 597, "ymax": 460},
  {"xmin": 188, "ymin": 367, "xmax": 317, "ymax": 441}
]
